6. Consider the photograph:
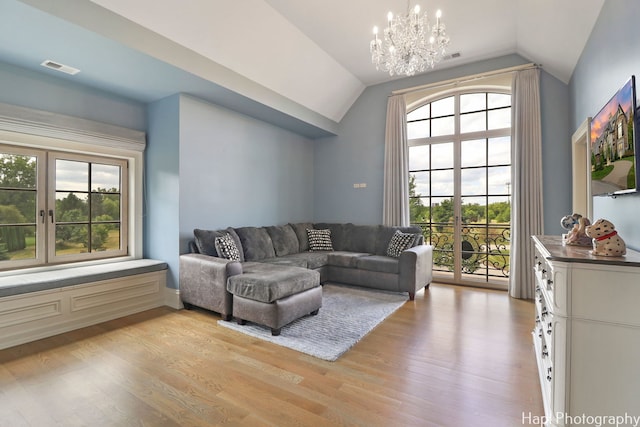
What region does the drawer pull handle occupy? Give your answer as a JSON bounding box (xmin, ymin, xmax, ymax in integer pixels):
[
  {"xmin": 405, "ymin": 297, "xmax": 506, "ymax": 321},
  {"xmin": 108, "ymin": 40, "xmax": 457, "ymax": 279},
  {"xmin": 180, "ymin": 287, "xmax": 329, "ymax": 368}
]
[
  {"xmin": 542, "ymin": 269, "xmax": 547, "ymax": 274},
  {"xmin": 547, "ymin": 375, "xmax": 552, "ymax": 382},
  {"xmin": 547, "ymin": 279, "xmax": 553, "ymax": 286}
]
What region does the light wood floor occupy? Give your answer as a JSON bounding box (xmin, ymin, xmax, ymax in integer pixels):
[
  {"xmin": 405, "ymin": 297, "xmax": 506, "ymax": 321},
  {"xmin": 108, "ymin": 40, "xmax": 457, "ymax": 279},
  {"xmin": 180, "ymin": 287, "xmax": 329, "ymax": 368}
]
[{"xmin": 0, "ymin": 283, "xmax": 543, "ymax": 427}]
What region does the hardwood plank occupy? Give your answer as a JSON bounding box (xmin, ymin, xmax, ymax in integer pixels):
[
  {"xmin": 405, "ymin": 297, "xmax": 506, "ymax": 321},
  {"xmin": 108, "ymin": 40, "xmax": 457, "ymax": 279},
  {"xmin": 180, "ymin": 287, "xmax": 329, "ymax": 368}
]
[{"xmin": 0, "ymin": 283, "xmax": 543, "ymax": 426}]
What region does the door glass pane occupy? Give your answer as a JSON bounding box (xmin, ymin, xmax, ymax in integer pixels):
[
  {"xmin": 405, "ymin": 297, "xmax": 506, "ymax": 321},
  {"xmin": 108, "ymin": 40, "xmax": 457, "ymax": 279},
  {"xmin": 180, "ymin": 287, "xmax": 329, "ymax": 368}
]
[
  {"xmin": 409, "ymin": 145, "xmax": 430, "ymax": 170},
  {"xmin": 462, "ymin": 196, "xmax": 487, "ymax": 224},
  {"xmin": 431, "ymin": 170, "xmax": 453, "ymax": 196},
  {"xmin": 461, "ymin": 168, "xmax": 486, "ymax": 195},
  {"xmin": 461, "ymin": 139, "xmax": 486, "ymax": 168},
  {"xmin": 488, "ymin": 137, "xmax": 511, "ymax": 165},
  {"xmin": 410, "ymin": 172, "xmax": 430, "ymax": 197},
  {"xmin": 460, "ymin": 93, "xmax": 486, "ymax": 113},
  {"xmin": 461, "ymin": 111, "xmax": 486, "ymax": 133},
  {"xmin": 488, "ymin": 108, "xmax": 511, "ymax": 130},
  {"xmin": 487, "ymin": 166, "xmax": 511, "ymax": 195},
  {"xmin": 408, "ymin": 120, "xmax": 430, "ymax": 139},
  {"xmin": 431, "ymin": 142, "xmax": 453, "ymax": 169},
  {"xmin": 56, "ymin": 160, "xmax": 88, "ymax": 192},
  {"xmin": 410, "ymin": 197, "xmax": 431, "ymax": 224}
]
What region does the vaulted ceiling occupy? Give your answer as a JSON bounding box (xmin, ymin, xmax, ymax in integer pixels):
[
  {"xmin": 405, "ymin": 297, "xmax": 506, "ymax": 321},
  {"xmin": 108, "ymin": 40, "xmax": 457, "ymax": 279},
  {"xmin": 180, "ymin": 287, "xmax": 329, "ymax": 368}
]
[{"xmin": 0, "ymin": 0, "xmax": 605, "ymax": 137}]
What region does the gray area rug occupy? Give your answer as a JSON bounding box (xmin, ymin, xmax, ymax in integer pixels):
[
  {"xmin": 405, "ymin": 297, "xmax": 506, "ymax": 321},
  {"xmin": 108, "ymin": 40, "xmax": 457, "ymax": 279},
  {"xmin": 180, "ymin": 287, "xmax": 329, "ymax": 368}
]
[{"xmin": 218, "ymin": 284, "xmax": 408, "ymax": 361}]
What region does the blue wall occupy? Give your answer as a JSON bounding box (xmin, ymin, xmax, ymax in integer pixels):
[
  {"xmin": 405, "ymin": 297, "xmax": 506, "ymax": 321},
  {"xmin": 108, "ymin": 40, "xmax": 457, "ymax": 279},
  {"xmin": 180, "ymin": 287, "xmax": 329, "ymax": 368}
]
[
  {"xmin": 145, "ymin": 95, "xmax": 181, "ymax": 288},
  {"xmin": 178, "ymin": 95, "xmax": 315, "ymax": 253},
  {"xmin": 0, "ymin": 62, "xmax": 146, "ymax": 130},
  {"xmin": 315, "ymin": 54, "xmax": 571, "ymax": 235},
  {"xmin": 571, "ymin": 0, "xmax": 640, "ymax": 250}
]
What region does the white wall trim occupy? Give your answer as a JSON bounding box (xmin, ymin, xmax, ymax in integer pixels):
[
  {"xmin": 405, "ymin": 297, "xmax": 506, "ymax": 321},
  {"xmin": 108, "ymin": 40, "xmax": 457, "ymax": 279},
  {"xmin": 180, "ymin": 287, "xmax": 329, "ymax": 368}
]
[
  {"xmin": 164, "ymin": 286, "xmax": 183, "ymax": 310},
  {"xmin": 0, "ymin": 101, "xmax": 145, "ymax": 151}
]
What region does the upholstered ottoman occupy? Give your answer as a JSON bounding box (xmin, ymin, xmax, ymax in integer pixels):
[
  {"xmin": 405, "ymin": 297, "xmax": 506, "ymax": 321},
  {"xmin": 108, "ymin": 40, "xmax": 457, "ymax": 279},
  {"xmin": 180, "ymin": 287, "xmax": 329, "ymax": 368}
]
[{"xmin": 227, "ymin": 263, "xmax": 322, "ymax": 336}]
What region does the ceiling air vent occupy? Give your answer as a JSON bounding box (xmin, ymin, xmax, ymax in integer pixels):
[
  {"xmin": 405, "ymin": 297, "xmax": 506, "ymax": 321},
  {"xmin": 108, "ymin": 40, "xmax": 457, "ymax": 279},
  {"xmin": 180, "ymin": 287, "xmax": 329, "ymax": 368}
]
[
  {"xmin": 40, "ymin": 60, "xmax": 81, "ymax": 75},
  {"xmin": 443, "ymin": 52, "xmax": 462, "ymax": 61}
]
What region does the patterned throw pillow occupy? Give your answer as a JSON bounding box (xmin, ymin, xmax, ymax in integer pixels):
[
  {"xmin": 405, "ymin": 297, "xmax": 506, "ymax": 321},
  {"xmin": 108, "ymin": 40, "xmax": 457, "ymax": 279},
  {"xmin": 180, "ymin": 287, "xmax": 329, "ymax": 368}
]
[
  {"xmin": 386, "ymin": 230, "xmax": 416, "ymax": 257},
  {"xmin": 306, "ymin": 228, "xmax": 334, "ymax": 251},
  {"xmin": 214, "ymin": 233, "xmax": 241, "ymax": 261}
]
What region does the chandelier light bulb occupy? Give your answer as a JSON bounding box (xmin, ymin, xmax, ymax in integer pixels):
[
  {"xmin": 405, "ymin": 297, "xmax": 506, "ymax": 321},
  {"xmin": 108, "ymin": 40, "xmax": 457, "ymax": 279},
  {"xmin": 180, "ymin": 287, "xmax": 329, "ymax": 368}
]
[{"xmin": 369, "ymin": 3, "xmax": 450, "ymax": 76}]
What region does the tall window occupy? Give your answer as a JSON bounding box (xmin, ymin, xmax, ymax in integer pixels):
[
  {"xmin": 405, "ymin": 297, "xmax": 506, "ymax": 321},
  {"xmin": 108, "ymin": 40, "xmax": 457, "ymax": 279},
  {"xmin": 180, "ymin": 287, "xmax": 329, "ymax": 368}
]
[
  {"xmin": 408, "ymin": 90, "xmax": 511, "ymax": 287},
  {"xmin": 0, "ymin": 145, "xmax": 128, "ymax": 269}
]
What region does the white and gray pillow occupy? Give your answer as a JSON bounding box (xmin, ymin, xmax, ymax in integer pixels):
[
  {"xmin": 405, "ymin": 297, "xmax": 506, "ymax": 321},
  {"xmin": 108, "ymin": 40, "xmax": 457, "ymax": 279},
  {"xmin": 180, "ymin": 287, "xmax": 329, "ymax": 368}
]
[
  {"xmin": 386, "ymin": 230, "xmax": 416, "ymax": 257},
  {"xmin": 307, "ymin": 228, "xmax": 334, "ymax": 251},
  {"xmin": 214, "ymin": 233, "xmax": 241, "ymax": 261}
]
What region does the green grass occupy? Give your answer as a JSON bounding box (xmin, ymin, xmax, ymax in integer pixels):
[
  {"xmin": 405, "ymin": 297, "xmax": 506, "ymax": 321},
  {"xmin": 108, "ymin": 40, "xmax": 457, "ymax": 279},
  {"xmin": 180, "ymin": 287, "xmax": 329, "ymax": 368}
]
[{"xmin": 592, "ymin": 164, "xmax": 614, "ymax": 180}]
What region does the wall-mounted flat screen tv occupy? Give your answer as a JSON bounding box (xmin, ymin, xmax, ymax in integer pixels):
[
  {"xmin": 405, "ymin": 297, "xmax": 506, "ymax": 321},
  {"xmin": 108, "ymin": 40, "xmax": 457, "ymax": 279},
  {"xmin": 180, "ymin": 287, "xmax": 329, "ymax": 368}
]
[{"xmin": 590, "ymin": 76, "xmax": 639, "ymax": 196}]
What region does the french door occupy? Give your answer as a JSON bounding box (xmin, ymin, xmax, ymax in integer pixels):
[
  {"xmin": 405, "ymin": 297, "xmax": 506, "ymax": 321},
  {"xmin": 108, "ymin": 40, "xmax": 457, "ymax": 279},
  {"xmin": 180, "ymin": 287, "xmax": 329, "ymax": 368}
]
[{"xmin": 408, "ymin": 91, "xmax": 511, "ymax": 288}]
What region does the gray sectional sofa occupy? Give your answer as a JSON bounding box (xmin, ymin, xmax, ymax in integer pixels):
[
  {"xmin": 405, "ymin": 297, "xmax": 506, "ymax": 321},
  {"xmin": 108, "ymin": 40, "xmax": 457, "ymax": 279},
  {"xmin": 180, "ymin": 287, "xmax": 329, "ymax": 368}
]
[{"xmin": 179, "ymin": 223, "xmax": 433, "ymax": 325}]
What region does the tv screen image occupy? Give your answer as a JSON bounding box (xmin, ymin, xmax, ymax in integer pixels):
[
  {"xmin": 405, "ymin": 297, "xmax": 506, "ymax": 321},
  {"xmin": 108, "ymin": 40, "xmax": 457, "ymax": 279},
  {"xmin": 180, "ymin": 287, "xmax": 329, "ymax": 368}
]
[{"xmin": 590, "ymin": 76, "xmax": 639, "ymax": 196}]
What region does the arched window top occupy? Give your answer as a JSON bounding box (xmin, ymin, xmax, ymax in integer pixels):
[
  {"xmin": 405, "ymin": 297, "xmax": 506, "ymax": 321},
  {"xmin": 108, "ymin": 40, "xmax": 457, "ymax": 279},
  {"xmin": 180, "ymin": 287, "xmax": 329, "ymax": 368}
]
[{"xmin": 407, "ymin": 89, "xmax": 512, "ymax": 140}]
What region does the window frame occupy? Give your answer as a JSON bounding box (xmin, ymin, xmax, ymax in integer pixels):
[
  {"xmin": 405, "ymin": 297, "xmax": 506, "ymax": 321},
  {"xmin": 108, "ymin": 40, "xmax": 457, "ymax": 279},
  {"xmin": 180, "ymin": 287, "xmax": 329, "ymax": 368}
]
[
  {"xmin": 407, "ymin": 88, "xmax": 512, "ymax": 288},
  {"xmin": 0, "ymin": 129, "xmax": 142, "ymax": 275},
  {"xmin": 47, "ymin": 151, "xmax": 129, "ymax": 264}
]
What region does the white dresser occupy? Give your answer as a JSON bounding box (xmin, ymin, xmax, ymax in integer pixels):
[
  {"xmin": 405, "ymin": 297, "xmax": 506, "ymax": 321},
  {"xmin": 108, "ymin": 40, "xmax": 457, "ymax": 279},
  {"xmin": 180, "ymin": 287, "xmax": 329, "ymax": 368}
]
[{"xmin": 532, "ymin": 236, "xmax": 640, "ymax": 427}]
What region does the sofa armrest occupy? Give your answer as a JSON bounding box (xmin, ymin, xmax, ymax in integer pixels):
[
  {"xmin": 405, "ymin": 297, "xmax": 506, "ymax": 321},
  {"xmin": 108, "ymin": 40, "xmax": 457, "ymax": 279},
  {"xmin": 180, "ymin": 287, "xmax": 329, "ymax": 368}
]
[
  {"xmin": 398, "ymin": 244, "xmax": 433, "ymax": 299},
  {"xmin": 179, "ymin": 253, "xmax": 242, "ymax": 319}
]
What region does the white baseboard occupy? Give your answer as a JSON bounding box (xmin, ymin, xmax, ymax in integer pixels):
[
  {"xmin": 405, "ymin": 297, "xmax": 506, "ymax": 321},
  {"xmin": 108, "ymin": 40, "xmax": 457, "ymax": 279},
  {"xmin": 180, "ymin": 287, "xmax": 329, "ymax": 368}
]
[
  {"xmin": 0, "ymin": 271, "xmax": 166, "ymax": 350},
  {"xmin": 164, "ymin": 286, "xmax": 183, "ymax": 309}
]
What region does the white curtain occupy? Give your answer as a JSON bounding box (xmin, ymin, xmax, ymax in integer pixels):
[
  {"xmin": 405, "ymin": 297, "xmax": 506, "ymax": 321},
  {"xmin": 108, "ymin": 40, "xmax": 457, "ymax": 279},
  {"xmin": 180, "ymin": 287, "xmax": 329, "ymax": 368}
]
[
  {"xmin": 382, "ymin": 94, "xmax": 410, "ymax": 226},
  {"xmin": 509, "ymin": 68, "xmax": 544, "ymax": 299}
]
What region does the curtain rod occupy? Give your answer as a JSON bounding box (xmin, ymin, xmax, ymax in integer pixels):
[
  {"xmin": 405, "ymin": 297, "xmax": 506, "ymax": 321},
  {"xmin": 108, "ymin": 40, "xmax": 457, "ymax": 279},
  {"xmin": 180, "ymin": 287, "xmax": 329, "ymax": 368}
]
[{"xmin": 391, "ymin": 63, "xmax": 540, "ymax": 96}]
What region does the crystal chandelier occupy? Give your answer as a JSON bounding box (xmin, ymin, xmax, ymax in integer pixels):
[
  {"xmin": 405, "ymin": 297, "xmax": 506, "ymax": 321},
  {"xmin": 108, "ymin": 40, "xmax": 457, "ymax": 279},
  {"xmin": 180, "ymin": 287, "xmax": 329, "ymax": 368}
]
[{"xmin": 370, "ymin": 2, "xmax": 450, "ymax": 76}]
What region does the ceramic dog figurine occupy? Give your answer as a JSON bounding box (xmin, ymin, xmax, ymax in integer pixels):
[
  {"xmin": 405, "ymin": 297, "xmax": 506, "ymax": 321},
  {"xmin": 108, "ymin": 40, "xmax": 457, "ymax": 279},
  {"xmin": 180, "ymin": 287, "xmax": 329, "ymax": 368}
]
[{"xmin": 585, "ymin": 218, "xmax": 626, "ymax": 256}]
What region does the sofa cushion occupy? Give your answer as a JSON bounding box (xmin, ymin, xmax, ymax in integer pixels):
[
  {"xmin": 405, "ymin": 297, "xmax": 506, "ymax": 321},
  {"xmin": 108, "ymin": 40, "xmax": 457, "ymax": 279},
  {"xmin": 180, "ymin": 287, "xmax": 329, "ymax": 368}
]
[
  {"xmin": 263, "ymin": 251, "xmax": 329, "ymax": 269},
  {"xmin": 374, "ymin": 226, "xmax": 422, "ymax": 255},
  {"xmin": 346, "ymin": 224, "xmax": 380, "ymax": 253},
  {"xmin": 265, "ymin": 224, "xmax": 299, "ymax": 256},
  {"xmin": 214, "ymin": 233, "xmax": 242, "ymax": 261},
  {"xmin": 193, "ymin": 228, "xmax": 245, "ymax": 262},
  {"xmin": 386, "ymin": 230, "xmax": 416, "ymax": 257},
  {"xmin": 260, "ymin": 256, "xmax": 308, "ymax": 268},
  {"xmin": 307, "ymin": 229, "xmax": 334, "ymax": 251},
  {"xmin": 327, "ymin": 251, "xmax": 371, "ymax": 268},
  {"xmin": 313, "ymin": 223, "xmax": 352, "ymax": 251},
  {"xmin": 227, "ymin": 263, "xmax": 320, "ymax": 303},
  {"xmin": 357, "ymin": 255, "xmax": 399, "ymax": 274},
  {"xmin": 235, "ymin": 227, "xmax": 276, "ymax": 261},
  {"xmin": 289, "ymin": 222, "xmax": 314, "ymax": 252}
]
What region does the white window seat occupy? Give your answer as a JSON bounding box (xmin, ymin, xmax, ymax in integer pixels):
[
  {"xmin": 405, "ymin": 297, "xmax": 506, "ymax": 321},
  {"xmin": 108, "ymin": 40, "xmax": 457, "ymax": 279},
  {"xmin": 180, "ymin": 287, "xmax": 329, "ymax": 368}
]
[
  {"xmin": 0, "ymin": 259, "xmax": 167, "ymax": 298},
  {"xmin": 0, "ymin": 259, "xmax": 168, "ymax": 350}
]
